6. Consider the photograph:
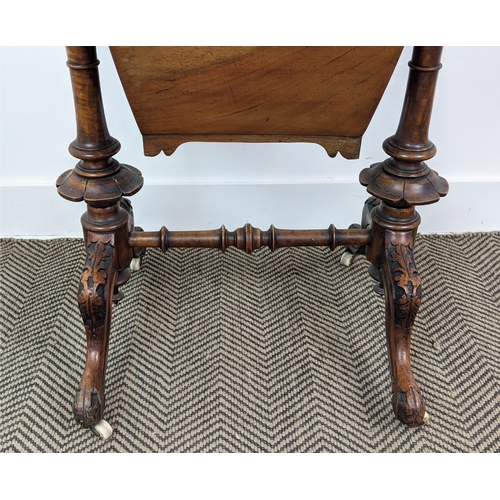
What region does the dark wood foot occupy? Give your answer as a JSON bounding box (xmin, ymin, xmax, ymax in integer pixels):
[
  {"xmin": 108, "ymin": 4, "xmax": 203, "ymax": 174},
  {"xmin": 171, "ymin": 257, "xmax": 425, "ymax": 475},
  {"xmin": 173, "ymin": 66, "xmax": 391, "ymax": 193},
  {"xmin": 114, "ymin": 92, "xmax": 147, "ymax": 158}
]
[
  {"xmin": 380, "ymin": 238, "xmax": 427, "ymax": 426},
  {"xmin": 74, "ymin": 233, "xmax": 119, "ymax": 427}
]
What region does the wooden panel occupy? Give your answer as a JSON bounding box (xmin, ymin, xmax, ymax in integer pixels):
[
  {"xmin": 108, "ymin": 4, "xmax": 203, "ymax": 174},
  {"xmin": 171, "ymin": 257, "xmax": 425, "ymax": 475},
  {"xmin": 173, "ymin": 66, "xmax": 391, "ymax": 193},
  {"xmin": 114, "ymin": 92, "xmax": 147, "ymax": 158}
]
[{"xmin": 110, "ymin": 46, "xmax": 403, "ymax": 158}]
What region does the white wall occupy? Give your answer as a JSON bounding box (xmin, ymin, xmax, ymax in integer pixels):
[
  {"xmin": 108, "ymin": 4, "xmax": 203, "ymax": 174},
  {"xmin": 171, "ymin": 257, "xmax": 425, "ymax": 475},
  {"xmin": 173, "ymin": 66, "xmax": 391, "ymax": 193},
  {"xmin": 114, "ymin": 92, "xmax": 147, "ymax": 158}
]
[{"xmin": 1, "ymin": 46, "xmax": 499, "ymax": 237}]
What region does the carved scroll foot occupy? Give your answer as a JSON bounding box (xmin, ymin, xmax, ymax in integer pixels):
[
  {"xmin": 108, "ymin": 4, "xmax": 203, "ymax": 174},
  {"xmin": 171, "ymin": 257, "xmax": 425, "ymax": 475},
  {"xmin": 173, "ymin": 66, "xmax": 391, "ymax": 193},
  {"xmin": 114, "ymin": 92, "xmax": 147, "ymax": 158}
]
[
  {"xmin": 380, "ymin": 240, "xmax": 427, "ymax": 427},
  {"xmin": 74, "ymin": 234, "xmax": 118, "ymax": 428},
  {"xmin": 73, "ymin": 386, "xmax": 103, "ymax": 428}
]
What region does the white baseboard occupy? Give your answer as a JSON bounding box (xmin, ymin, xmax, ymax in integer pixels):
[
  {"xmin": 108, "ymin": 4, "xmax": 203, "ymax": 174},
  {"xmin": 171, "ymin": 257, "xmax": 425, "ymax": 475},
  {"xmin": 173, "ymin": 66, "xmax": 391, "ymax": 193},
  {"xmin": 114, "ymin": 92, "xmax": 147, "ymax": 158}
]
[{"xmin": 1, "ymin": 182, "xmax": 499, "ymax": 238}]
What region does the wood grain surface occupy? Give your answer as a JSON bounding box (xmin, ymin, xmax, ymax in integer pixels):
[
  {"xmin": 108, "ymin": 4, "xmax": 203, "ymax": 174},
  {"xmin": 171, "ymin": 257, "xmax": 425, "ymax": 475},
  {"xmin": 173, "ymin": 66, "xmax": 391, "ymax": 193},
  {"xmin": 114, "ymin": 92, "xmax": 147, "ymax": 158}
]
[{"xmin": 110, "ymin": 46, "xmax": 403, "ymax": 157}]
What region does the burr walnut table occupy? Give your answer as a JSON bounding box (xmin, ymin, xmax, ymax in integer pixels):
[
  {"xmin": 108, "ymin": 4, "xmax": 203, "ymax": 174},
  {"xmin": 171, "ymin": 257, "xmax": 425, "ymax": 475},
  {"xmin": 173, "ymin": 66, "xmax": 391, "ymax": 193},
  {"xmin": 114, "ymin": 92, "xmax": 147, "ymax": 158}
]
[{"xmin": 56, "ymin": 46, "xmax": 448, "ymax": 438}]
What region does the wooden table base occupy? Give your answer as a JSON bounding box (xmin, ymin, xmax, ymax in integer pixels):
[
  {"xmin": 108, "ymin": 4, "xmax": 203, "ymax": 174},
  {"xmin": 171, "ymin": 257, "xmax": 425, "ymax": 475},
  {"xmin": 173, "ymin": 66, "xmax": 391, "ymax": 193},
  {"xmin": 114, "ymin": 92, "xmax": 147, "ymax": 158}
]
[{"xmin": 57, "ymin": 46, "xmax": 448, "ymax": 433}]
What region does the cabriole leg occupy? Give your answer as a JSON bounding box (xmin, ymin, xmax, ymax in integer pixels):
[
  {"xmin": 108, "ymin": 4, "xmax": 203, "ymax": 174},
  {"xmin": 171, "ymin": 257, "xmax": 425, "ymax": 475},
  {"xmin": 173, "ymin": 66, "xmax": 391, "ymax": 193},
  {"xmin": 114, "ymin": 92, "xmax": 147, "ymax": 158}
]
[
  {"xmin": 73, "ymin": 232, "xmax": 118, "ymax": 428},
  {"xmin": 72, "ymin": 202, "xmax": 135, "ymax": 436},
  {"xmin": 365, "ymin": 205, "xmax": 430, "ymax": 427},
  {"xmin": 379, "ymin": 233, "xmax": 428, "ymax": 426}
]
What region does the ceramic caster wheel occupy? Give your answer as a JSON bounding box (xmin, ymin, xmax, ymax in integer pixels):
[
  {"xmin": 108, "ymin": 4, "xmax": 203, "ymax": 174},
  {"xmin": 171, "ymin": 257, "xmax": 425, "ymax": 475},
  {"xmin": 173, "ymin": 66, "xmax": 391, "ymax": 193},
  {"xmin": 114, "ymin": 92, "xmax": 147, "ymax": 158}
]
[
  {"xmin": 340, "ymin": 251, "xmax": 354, "ymax": 267},
  {"xmin": 130, "ymin": 257, "xmax": 141, "ymax": 272},
  {"xmin": 91, "ymin": 419, "xmax": 113, "ymax": 440},
  {"xmin": 423, "ymin": 411, "xmax": 431, "ymax": 425}
]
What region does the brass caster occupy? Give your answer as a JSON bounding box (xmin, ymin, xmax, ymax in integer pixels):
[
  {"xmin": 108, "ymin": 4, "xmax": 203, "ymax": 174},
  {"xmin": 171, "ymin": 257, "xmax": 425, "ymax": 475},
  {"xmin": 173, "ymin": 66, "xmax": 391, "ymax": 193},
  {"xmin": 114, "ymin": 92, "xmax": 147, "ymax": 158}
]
[
  {"xmin": 91, "ymin": 419, "xmax": 113, "ymax": 440},
  {"xmin": 340, "ymin": 251, "xmax": 355, "ymax": 267}
]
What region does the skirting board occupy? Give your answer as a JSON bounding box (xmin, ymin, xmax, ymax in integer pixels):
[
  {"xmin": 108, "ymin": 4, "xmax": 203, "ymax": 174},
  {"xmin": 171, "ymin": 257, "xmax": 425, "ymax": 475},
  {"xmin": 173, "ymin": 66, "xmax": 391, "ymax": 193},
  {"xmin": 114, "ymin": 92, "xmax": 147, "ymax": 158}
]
[{"xmin": 1, "ymin": 182, "xmax": 499, "ymax": 238}]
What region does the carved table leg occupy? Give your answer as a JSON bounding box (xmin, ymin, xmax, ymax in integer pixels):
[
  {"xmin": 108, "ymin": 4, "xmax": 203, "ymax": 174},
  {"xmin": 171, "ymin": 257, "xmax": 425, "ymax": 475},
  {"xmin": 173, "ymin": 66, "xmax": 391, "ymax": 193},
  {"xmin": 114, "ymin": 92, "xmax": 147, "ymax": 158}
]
[
  {"xmin": 72, "ymin": 203, "xmax": 135, "ymax": 430},
  {"xmin": 74, "ymin": 232, "xmax": 118, "ymax": 427},
  {"xmin": 359, "ymin": 47, "xmax": 448, "ymax": 426},
  {"xmin": 56, "ymin": 47, "xmax": 143, "ymax": 433},
  {"xmin": 363, "ymin": 205, "xmax": 430, "ymax": 427},
  {"xmin": 380, "ymin": 234, "xmax": 427, "ymax": 426}
]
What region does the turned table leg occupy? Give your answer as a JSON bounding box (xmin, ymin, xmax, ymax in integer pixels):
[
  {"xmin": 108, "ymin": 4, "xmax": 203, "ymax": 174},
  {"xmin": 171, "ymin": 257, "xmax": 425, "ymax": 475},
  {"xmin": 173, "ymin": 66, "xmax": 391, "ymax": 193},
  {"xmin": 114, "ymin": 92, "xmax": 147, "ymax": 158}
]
[
  {"xmin": 358, "ymin": 47, "xmax": 448, "ymax": 425},
  {"xmin": 56, "ymin": 47, "xmax": 143, "ymax": 435}
]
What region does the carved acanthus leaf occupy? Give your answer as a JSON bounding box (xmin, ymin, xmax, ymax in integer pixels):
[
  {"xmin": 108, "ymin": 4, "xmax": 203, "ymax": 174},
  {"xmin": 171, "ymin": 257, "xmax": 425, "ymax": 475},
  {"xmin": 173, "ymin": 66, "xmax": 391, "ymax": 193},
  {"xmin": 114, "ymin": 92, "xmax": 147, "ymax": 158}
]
[
  {"xmin": 77, "ymin": 238, "xmax": 114, "ymax": 333},
  {"xmin": 387, "ymin": 243, "xmax": 422, "ymax": 331}
]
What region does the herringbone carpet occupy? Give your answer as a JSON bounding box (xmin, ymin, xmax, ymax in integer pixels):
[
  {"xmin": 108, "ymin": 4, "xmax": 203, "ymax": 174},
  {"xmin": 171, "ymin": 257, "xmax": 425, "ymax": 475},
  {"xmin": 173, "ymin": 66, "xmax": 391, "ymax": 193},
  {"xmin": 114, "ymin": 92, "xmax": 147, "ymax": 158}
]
[{"xmin": 0, "ymin": 233, "xmax": 499, "ymax": 452}]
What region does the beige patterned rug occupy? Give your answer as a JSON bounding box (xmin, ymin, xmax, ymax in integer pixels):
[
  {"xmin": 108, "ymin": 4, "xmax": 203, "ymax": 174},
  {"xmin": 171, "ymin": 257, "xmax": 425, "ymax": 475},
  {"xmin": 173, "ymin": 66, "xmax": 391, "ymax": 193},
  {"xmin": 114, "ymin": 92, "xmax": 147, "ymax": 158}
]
[{"xmin": 0, "ymin": 233, "xmax": 499, "ymax": 452}]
